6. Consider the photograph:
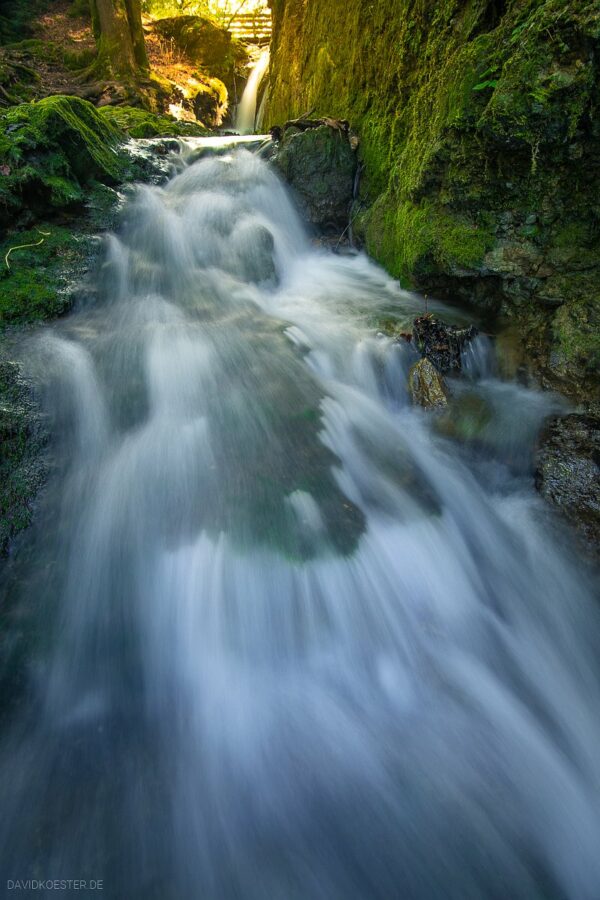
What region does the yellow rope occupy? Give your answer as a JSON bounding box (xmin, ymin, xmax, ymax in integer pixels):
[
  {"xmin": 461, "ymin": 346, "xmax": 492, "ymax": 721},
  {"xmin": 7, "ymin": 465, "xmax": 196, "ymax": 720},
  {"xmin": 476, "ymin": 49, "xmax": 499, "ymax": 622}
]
[{"xmin": 5, "ymin": 229, "xmax": 52, "ymax": 270}]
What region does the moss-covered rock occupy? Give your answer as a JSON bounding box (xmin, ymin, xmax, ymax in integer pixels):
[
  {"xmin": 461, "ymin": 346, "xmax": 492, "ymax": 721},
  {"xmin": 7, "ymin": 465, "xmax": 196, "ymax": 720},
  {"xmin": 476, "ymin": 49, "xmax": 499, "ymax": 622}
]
[
  {"xmin": 0, "ymin": 95, "xmax": 127, "ymax": 228},
  {"xmin": 272, "ymin": 124, "xmax": 357, "ymax": 230},
  {"xmin": 267, "ymin": 0, "xmax": 600, "ymax": 401},
  {"xmin": 99, "ymin": 105, "xmax": 208, "ymax": 138},
  {"xmin": 435, "ymin": 391, "xmax": 493, "ymax": 443},
  {"xmin": 152, "ymin": 15, "xmax": 248, "ymax": 92},
  {"xmin": 0, "ymin": 225, "xmax": 84, "ymax": 326}
]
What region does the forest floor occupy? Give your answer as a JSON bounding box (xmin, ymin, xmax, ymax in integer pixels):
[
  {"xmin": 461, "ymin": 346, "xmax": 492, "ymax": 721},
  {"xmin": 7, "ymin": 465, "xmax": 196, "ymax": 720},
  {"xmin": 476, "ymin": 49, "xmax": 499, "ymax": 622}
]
[
  {"xmin": 0, "ymin": 1, "xmax": 94, "ymax": 102},
  {"xmin": 0, "ymin": 0, "xmax": 219, "ymax": 115}
]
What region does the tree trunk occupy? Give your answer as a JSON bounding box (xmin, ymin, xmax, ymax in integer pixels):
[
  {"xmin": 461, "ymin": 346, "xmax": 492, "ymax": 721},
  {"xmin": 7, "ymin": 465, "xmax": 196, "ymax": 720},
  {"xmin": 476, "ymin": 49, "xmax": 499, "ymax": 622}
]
[
  {"xmin": 89, "ymin": 0, "xmax": 148, "ymax": 78},
  {"xmin": 124, "ymin": 0, "xmax": 149, "ymax": 70}
]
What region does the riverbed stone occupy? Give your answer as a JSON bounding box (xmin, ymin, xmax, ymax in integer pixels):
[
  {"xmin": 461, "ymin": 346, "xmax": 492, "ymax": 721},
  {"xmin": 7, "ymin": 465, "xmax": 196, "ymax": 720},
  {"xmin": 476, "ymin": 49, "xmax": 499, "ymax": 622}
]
[
  {"xmin": 409, "ymin": 357, "xmax": 448, "ymax": 410},
  {"xmin": 435, "ymin": 392, "xmax": 492, "ymax": 443}
]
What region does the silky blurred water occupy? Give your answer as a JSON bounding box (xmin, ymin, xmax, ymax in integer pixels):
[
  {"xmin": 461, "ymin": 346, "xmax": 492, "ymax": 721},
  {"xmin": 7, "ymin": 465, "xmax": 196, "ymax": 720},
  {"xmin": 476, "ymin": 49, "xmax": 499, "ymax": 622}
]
[
  {"xmin": 236, "ymin": 50, "xmax": 270, "ymax": 135},
  {"xmin": 0, "ymin": 139, "xmax": 599, "ymax": 900}
]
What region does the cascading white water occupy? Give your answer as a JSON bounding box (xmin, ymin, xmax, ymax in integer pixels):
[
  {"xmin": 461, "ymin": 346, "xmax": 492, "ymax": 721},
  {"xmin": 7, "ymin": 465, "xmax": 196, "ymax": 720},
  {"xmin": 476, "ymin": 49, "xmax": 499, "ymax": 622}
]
[
  {"xmin": 0, "ymin": 138, "xmax": 599, "ymax": 900},
  {"xmin": 236, "ymin": 50, "xmax": 270, "ymax": 135}
]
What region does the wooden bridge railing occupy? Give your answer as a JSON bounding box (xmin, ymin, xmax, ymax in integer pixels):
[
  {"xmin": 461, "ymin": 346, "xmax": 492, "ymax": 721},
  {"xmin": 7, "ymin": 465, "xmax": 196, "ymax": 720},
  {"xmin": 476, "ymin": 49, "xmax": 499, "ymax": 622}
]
[{"xmin": 228, "ymin": 11, "xmax": 272, "ymax": 44}]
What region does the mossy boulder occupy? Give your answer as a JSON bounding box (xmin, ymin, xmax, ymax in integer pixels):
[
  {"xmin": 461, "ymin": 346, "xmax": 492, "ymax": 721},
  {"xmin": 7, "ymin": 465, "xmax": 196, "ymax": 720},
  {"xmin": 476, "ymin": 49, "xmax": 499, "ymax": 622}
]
[
  {"xmin": 435, "ymin": 392, "xmax": 493, "ymax": 443},
  {"xmin": 99, "ymin": 105, "xmax": 208, "ymax": 139},
  {"xmin": 272, "ymin": 125, "xmax": 357, "ymax": 231},
  {"xmin": 0, "ymin": 95, "xmax": 127, "ymax": 228}
]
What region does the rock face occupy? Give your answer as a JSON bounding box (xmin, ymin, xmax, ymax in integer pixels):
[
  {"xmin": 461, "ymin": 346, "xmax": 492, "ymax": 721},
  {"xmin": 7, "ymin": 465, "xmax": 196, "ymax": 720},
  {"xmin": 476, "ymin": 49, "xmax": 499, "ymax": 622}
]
[
  {"xmin": 272, "ymin": 125, "xmax": 356, "ymax": 231},
  {"xmin": 266, "ymin": 0, "xmax": 600, "ymax": 402},
  {"xmin": 408, "ymin": 358, "xmax": 448, "ymax": 410},
  {"xmin": 535, "ymin": 414, "xmax": 600, "ymax": 554}
]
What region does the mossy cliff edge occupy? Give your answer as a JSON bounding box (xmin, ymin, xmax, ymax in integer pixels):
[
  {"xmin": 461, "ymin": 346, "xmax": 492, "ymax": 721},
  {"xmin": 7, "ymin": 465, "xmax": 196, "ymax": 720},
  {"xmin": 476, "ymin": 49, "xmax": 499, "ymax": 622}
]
[{"xmin": 266, "ymin": 0, "xmax": 600, "ymax": 401}]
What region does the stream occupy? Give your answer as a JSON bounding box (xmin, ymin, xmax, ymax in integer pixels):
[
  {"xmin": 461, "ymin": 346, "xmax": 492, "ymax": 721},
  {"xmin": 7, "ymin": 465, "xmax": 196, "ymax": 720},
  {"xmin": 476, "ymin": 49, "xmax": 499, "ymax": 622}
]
[{"xmin": 1, "ymin": 137, "xmax": 599, "ymax": 899}]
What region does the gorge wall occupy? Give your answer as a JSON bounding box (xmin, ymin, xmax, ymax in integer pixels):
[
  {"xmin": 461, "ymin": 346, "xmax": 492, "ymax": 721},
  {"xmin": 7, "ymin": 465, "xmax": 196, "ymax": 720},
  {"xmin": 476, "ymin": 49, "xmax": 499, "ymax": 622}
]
[{"xmin": 266, "ymin": 0, "xmax": 600, "ymax": 402}]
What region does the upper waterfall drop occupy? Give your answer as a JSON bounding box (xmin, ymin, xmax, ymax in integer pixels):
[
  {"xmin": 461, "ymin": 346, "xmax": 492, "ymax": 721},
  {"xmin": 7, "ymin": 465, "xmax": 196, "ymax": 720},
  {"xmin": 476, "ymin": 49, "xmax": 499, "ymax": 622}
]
[{"xmin": 236, "ymin": 49, "xmax": 270, "ymax": 135}]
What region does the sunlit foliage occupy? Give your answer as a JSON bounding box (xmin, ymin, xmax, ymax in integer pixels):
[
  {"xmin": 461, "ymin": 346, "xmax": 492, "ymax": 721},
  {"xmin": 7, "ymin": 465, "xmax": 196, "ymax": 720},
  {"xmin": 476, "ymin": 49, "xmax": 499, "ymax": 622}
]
[{"xmin": 142, "ymin": 0, "xmax": 269, "ymax": 23}]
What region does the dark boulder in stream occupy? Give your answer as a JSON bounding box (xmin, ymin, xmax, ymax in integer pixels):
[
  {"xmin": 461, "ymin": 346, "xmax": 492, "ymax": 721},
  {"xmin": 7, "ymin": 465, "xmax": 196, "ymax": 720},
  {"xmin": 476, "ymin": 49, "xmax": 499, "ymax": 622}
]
[{"xmin": 272, "ymin": 123, "xmax": 357, "ymax": 232}]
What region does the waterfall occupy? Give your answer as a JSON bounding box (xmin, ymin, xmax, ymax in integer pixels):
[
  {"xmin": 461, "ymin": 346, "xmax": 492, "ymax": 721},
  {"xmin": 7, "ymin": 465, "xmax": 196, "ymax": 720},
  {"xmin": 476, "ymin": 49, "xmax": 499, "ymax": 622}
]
[
  {"xmin": 1, "ymin": 136, "xmax": 599, "ymax": 900},
  {"xmin": 236, "ymin": 50, "xmax": 270, "ymax": 135}
]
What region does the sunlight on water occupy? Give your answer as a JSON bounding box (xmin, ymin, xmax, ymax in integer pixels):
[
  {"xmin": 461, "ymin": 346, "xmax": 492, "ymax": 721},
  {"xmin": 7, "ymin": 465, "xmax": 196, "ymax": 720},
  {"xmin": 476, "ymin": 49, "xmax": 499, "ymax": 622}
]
[{"xmin": 236, "ymin": 50, "xmax": 270, "ymax": 135}]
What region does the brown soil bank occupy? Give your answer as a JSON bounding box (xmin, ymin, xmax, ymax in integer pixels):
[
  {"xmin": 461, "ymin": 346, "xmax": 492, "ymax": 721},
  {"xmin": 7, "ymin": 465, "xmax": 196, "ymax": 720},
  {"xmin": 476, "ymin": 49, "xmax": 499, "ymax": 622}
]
[{"xmin": 265, "ymin": 0, "xmax": 600, "ymax": 404}]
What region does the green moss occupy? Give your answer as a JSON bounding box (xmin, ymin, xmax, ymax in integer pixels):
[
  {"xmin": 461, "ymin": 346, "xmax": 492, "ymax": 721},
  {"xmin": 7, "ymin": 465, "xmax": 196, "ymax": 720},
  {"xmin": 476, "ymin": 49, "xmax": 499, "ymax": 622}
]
[
  {"xmin": 99, "ymin": 105, "xmax": 209, "ymax": 138},
  {"xmin": 0, "ymin": 226, "xmax": 80, "ymax": 325},
  {"xmin": 0, "ymin": 95, "xmax": 127, "ymax": 226},
  {"xmin": 63, "ymin": 47, "xmax": 97, "ymax": 71},
  {"xmin": 552, "ymin": 222, "xmax": 590, "ymax": 250},
  {"xmin": 552, "ymin": 293, "xmax": 600, "ymax": 374},
  {"xmin": 366, "ymin": 196, "xmax": 493, "ymax": 284}
]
